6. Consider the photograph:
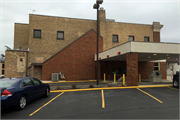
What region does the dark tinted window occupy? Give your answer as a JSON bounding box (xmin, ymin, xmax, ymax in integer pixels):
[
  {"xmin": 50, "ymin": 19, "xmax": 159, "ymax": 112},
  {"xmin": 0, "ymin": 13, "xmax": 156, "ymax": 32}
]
[
  {"xmin": 0, "ymin": 80, "xmax": 19, "ymax": 87},
  {"xmin": 57, "ymin": 31, "xmax": 64, "ymax": 39},
  {"xmin": 154, "ymin": 67, "xmax": 159, "ymax": 70},
  {"xmin": 32, "ymin": 78, "xmax": 41, "ymax": 85},
  {"xmin": 129, "ymin": 36, "xmax": 134, "ymax": 41},
  {"xmin": 21, "ymin": 79, "xmax": 34, "ymax": 87},
  {"xmin": 2, "ymin": 64, "xmax": 4, "ymax": 68},
  {"xmin": 34, "ymin": 30, "xmax": 41, "ymax": 38},
  {"xmin": 112, "ymin": 35, "xmax": 118, "ymax": 42},
  {"xmin": 2, "ymin": 70, "xmax": 4, "ymax": 74},
  {"xmin": 144, "ymin": 37, "xmax": 149, "ymax": 42},
  {"xmin": 154, "ymin": 62, "xmax": 159, "ymax": 66}
]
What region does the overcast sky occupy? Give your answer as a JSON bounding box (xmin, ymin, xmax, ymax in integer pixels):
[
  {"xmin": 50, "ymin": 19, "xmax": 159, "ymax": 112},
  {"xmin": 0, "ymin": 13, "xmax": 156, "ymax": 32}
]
[{"xmin": 0, "ymin": 0, "xmax": 179, "ymax": 56}]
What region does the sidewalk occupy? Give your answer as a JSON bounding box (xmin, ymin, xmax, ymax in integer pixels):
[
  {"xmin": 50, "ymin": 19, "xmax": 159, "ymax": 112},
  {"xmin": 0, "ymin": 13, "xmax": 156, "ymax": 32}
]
[{"xmin": 42, "ymin": 79, "xmax": 173, "ymax": 90}]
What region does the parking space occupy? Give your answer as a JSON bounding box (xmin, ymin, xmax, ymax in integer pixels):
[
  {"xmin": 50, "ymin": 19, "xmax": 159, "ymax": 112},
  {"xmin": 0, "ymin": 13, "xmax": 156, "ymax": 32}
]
[{"xmin": 1, "ymin": 87, "xmax": 179, "ymax": 119}]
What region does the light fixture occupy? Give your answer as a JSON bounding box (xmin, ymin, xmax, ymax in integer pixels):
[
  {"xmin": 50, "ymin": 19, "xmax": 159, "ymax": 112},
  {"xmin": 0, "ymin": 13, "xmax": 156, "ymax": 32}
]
[
  {"xmin": 167, "ymin": 57, "xmax": 170, "ymax": 59},
  {"xmin": 117, "ymin": 52, "xmax": 120, "ymax": 54},
  {"xmin": 153, "ymin": 54, "xmax": 157, "ymax": 55}
]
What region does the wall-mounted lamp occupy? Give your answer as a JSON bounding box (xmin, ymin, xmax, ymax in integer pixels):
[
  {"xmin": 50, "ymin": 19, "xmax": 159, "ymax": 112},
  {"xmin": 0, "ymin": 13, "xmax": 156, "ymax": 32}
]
[{"xmin": 153, "ymin": 54, "xmax": 157, "ymax": 55}]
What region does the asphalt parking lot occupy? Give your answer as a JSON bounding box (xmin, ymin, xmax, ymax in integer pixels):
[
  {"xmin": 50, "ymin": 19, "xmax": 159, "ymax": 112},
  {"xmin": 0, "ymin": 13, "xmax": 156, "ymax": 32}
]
[{"xmin": 1, "ymin": 87, "xmax": 179, "ymax": 119}]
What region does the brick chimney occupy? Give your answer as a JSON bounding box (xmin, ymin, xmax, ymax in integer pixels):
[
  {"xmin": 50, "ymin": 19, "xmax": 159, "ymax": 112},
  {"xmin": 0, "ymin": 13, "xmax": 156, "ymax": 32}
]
[{"xmin": 152, "ymin": 22, "xmax": 163, "ymax": 42}]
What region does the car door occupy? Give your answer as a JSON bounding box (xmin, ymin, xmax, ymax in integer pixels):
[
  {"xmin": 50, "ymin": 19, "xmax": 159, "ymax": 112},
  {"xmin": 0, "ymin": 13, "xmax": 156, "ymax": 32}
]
[
  {"xmin": 21, "ymin": 78, "xmax": 38, "ymax": 101},
  {"xmin": 31, "ymin": 78, "xmax": 45, "ymax": 97}
]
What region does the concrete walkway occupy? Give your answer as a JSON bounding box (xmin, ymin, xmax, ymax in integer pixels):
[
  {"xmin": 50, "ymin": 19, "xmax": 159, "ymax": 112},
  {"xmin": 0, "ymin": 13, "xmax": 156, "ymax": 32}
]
[{"xmin": 41, "ymin": 79, "xmax": 173, "ymax": 90}]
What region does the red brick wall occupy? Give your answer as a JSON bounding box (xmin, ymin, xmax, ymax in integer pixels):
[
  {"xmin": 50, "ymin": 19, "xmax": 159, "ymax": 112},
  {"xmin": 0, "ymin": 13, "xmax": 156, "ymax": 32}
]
[
  {"xmin": 42, "ymin": 30, "xmax": 103, "ymax": 80},
  {"xmin": 100, "ymin": 61, "xmax": 126, "ymax": 80},
  {"xmin": 126, "ymin": 53, "xmax": 138, "ymax": 86},
  {"xmin": 138, "ymin": 62, "xmax": 154, "ymax": 79},
  {"xmin": 138, "ymin": 62, "xmax": 166, "ymax": 79},
  {"xmin": 153, "ymin": 32, "xmax": 160, "ymax": 42},
  {"xmin": 160, "ymin": 62, "xmax": 166, "ymax": 79}
]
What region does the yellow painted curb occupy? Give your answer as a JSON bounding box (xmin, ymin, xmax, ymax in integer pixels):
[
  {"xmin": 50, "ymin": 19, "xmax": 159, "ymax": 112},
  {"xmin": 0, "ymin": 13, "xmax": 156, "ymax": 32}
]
[
  {"xmin": 43, "ymin": 80, "xmax": 96, "ymax": 83},
  {"xmin": 50, "ymin": 84, "xmax": 173, "ymax": 93}
]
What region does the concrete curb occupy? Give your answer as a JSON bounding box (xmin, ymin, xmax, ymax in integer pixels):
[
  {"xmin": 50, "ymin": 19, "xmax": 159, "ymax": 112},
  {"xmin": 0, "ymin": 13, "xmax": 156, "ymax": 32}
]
[
  {"xmin": 43, "ymin": 80, "xmax": 96, "ymax": 83},
  {"xmin": 50, "ymin": 84, "xmax": 173, "ymax": 93}
]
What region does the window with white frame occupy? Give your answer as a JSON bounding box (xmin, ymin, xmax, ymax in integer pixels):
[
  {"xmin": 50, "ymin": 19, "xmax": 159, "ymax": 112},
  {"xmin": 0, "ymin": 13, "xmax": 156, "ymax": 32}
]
[{"xmin": 154, "ymin": 62, "xmax": 160, "ymax": 70}]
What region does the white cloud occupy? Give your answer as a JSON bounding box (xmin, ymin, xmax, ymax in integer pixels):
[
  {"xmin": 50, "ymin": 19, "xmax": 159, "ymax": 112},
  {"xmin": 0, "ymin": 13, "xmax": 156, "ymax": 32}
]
[{"xmin": 0, "ymin": 0, "xmax": 179, "ymax": 55}]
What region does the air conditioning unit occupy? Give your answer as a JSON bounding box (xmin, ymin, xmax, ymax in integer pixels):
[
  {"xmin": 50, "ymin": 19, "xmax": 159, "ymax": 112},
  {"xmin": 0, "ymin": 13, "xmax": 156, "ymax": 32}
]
[{"xmin": 51, "ymin": 73, "xmax": 59, "ymax": 81}]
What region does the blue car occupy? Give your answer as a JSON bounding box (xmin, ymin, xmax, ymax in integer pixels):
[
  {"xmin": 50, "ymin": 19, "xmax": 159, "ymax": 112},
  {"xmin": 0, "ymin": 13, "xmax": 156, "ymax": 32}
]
[{"xmin": 1, "ymin": 77, "xmax": 50, "ymax": 110}]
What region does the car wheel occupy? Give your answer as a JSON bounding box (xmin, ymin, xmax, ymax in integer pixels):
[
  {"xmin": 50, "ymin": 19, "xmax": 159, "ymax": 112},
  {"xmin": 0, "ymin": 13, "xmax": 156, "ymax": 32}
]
[
  {"xmin": 44, "ymin": 88, "xmax": 50, "ymax": 97},
  {"xmin": 17, "ymin": 95, "xmax": 26, "ymax": 110},
  {"xmin": 173, "ymin": 80, "xmax": 179, "ymax": 88}
]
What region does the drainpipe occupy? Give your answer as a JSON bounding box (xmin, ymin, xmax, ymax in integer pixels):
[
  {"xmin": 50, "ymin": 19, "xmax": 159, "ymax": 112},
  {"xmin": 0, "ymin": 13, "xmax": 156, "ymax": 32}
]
[{"xmin": 26, "ymin": 51, "xmax": 28, "ymax": 77}]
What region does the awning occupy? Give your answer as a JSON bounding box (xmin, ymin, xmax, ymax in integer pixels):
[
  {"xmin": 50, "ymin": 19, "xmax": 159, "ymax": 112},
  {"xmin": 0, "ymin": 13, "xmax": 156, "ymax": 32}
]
[{"xmin": 95, "ymin": 41, "xmax": 180, "ymax": 61}]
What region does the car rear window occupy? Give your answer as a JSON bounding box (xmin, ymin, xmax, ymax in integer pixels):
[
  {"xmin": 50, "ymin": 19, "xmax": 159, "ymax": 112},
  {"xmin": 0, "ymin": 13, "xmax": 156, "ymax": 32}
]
[{"xmin": 0, "ymin": 80, "xmax": 19, "ymax": 88}]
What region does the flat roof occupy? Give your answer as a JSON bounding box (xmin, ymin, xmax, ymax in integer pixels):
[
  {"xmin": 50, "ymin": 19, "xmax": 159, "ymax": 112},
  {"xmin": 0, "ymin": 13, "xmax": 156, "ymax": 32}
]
[{"xmin": 95, "ymin": 41, "xmax": 180, "ymax": 62}]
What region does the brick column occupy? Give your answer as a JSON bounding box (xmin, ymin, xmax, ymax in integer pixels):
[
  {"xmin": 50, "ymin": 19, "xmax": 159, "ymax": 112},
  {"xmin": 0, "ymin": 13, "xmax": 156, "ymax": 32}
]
[
  {"xmin": 153, "ymin": 32, "xmax": 160, "ymax": 42},
  {"xmin": 126, "ymin": 53, "xmax": 138, "ymax": 86},
  {"xmin": 153, "ymin": 22, "xmax": 163, "ymax": 42}
]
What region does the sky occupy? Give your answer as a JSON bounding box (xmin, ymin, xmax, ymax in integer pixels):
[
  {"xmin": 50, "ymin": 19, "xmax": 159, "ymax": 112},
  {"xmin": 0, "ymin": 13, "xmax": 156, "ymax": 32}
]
[{"xmin": 0, "ymin": 0, "xmax": 179, "ymax": 56}]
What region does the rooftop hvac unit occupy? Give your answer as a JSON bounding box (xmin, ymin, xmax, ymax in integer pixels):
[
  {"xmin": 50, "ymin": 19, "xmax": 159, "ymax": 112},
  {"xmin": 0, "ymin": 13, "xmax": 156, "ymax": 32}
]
[{"xmin": 51, "ymin": 73, "xmax": 59, "ymax": 81}]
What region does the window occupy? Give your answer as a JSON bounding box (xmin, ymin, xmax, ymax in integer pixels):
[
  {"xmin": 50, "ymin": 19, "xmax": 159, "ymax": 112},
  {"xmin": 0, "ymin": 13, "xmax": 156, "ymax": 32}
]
[
  {"xmin": 0, "ymin": 80, "xmax": 19, "ymax": 88},
  {"xmin": 21, "ymin": 79, "xmax": 34, "ymax": 87},
  {"xmin": 57, "ymin": 31, "xmax": 64, "ymax": 40},
  {"xmin": 2, "ymin": 70, "xmax": 4, "ymax": 74},
  {"xmin": 2, "ymin": 64, "xmax": 4, "ymax": 68},
  {"xmin": 129, "ymin": 36, "xmax": 134, "ymax": 41},
  {"xmin": 154, "ymin": 62, "xmax": 160, "ymax": 70},
  {"xmin": 144, "ymin": 37, "xmax": 149, "ymax": 42},
  {"xmin": 32, "ymin": 78, "xmax": 41, "ymax": 85},
  {"xmin": 34, "ymin": 30, "xmax": 41, "ymax": 38},
  {"xmin": 112, "ymin": 35, "xmax": 118, "ymax": 42}
]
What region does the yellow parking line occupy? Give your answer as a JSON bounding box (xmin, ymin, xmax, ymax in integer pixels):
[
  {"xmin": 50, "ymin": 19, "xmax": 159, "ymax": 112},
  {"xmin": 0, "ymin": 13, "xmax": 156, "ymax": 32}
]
[
  {"xmin": 168, "ymin": 87, "xmax": 180, "ymax": 91},
  {"xmin": 50, "ymin": 85, "xmax": 173, "ymax": 93},
  {"xmin": 29, "ymin": 92, "xmax": 64, "ymax": 116},
  {"xmin": 101, "ymin": 90, "xmax": 105, "ymax": 108},
  {"xmin": 137, "ymin": 88, "xmax": 163, "ymax": 103}
]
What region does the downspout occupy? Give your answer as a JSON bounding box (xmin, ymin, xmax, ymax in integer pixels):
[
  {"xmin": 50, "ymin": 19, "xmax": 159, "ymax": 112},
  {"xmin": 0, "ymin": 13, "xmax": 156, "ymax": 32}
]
[{"xmin": 26, "ymin": 51, "xmax": 28, "ymax": 77}]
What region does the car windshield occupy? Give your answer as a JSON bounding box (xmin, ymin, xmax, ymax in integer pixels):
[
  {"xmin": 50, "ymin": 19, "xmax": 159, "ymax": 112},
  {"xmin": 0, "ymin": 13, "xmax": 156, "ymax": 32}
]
[{"xmin": 0, "ymin": 80, "xmax": 19, "ymax": 88}]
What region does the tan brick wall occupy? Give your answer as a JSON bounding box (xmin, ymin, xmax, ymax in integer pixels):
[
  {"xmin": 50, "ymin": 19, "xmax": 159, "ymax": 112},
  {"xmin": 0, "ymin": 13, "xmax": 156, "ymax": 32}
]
[
  {"xmin": 0, "ymin": 63, "xmax": 5, "ymax": 75},
  {"xmin": 4, "ymin": 50, "xmax": 28, "ymax": 78},
  {"xmin": 27, "ymin": 14, "xmax": 97, "ymax": 66},
  {"xmin": 14, "ymin": 23, "xmax": 29, "ymax": 50},
  {"xmin": 13, "ymin": 11, "xmax": 154, "ymax": 71},
  {"xmin": 28, "ymin": 66, "xmax": 42, "ymax": 80},
  {"xmin": 102, "ymin": 22, "xmax": 153, "ymax": 50}
]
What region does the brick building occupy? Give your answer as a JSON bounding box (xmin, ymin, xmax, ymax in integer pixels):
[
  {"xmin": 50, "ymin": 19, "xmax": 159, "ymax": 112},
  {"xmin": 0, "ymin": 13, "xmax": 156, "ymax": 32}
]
[{"xmin": 4, "ymin": 8, "xmax": 180, "ymax": 86}]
